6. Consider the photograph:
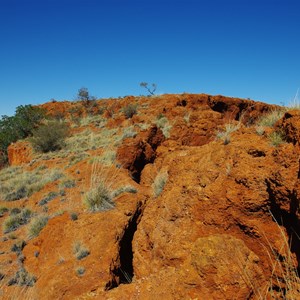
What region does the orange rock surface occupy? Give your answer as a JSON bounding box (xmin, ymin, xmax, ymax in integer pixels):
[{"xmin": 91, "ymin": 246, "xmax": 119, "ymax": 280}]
[{"xmin": 0, "ymin": 94, "xmax": 299, "ymax": 299}]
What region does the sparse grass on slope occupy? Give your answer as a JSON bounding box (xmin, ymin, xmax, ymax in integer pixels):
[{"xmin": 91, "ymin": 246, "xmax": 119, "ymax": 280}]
[
  {"xmin": 216, "ymin": 123, "xmax": 240, "ymax": 145},
  {"xmin": 2, "ymin": 208, "xmax": 32, "ymax": 233},
  {"xmin": 0, "ymin": 166, "xmax": 63, "ymax": 201},
  {"xmin": 257, "ymin": 110, "xmax": 285, "ymax": 127}
]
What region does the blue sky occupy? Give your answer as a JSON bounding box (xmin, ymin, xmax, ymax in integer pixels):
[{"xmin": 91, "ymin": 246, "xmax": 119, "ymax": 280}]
[{"xmin": 1, "ymin": 0, "xmax": 300, "ymax": 116}]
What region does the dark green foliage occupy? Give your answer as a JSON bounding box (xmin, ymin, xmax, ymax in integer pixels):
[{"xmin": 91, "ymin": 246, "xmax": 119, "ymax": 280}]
[
  {"xmin": 0, "ymin": 105, "xmax": 46, "ymax": 163},
  {"xmin": 30, "ymin": 120, "xmax": 69, "ymax": 153}
]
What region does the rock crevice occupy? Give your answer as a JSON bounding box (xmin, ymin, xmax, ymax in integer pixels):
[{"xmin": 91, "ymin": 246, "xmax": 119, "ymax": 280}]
[{"xmin": 105, "ymin": 201, "xmax": 144, "ymax": 290}]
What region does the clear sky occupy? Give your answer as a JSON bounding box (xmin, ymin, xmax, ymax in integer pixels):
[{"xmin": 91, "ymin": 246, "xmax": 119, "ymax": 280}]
[{"xmin": 1, "ymin": 0, "xmax": 300, "ymax": 116}]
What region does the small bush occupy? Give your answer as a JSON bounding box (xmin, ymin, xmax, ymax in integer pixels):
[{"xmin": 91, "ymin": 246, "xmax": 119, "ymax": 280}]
[
  {"xmin": 70, "ymin": 212, "xmax": 78, "ymax": 221},
  {"xmin": 28, "ymin": 215, "xmax": 48, "ymax": 238},
  {"xmin": 10, "ymin": 207, "xmax": 21, "ymax": 215},
  {"xmin": 122, "ymin": 126, "xmax": 137, "ymax": 139},
  {"xmin": 5, "ymin": 186, "xmax": 27, "ymax": 201},
  {"xmin": 2, "ymin": 208, "xmax": 32, "ymax": 233},
  {"xmin": 39, "ymin": 191, "xmax": 59, "ymax": 206},
  {"xmin": 7, "ymin": 267, "xmax": 36, "ymax": 287},
  {"xmin": 73, "ymin": 241, "xmax": 90, "ymax": 260},
  {"xmin": 153, "ymin": 171, "xmax": 168, "ymax": 198},
  {"xmin": 123, "ymin": 104, "xmax": 138, "ymax": 119},
  {"xmin": 0, "ymin": 206, "xmax": 9, "ymax": 217},
  {"xmin": 11, "ymin": 240, "xmax": 26, "ymax": 255},
  {"xmin": 84, "ymin": 181, "xmax": 115, "ymax": 212},
  {"xmin": 59, "ymin": 179, "xmax": 76, "ymax": 189},
  {"xmin": 269, "ymin": 131, "xmax": 285, "ymax": 147},
  {"xmin": 216, "ymin": 123, "xmax": 239, "ymax": 145},
  {"xmin": 155, "ymin": 116, "xmax": 172, "ymax": 138},
  {"xmin": 76, "ymin": 266, "xmax": 86, "ymax": 276},
  {"xmin": 30, "ymin": 120, "xmax": 69, "ymax": 153}
]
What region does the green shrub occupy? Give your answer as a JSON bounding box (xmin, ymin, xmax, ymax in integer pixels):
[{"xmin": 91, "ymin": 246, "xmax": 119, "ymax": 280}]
[
  {"xmin": 0, "ymin": 105, "xmax": 46, "ymax": 163},
  {"xmin": 28, "ymin": 215, "xmax": 48, "ymax": 238},
  {"xmin": 30, "ymin": 120, "xmax": 69, "ymax": 153},
  {"xmin": 84, "ymin": 181, "xmax": 115, "ymax": 212},
  {"xmin": 123, "ymin": 104, "xmax": 138, "ymax": 119},
  {"xmin": 3, "ymin": 208, "xmax": 32, "ymax": 233},
  {"xmin": 73, "ymin": 241, "xmax": 90, "ymax": 260}
]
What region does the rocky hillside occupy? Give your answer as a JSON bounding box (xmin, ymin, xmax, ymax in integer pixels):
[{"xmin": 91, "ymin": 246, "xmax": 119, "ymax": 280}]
[{"xmin": 0, "ymin": 94, "xmax": 300, "ymax": 299}]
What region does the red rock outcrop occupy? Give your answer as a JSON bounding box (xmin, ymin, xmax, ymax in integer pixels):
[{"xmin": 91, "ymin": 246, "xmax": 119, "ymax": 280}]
[
  {"xmin": 0, "ymin": 94, "xmax": 299, "ymax": 299},
  {"xmin": 7, "ymin": 141, "xmax": 33, "ymax": 166}
]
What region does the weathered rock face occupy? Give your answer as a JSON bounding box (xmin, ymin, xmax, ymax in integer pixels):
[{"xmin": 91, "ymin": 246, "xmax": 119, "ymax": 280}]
[
  {"xmin": 117, "ymin": 126, "xmax": 165, "ymax": 182},
  {"xmin": 7, "ymin": 141, "xmax": 33, "ymax": 166},
  {"xmin": 1, "ymin": 94, "xmax": 299, "ymax": 299}
]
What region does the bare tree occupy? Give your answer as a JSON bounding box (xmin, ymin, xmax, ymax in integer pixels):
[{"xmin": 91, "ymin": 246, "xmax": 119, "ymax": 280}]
[{"xmin": 140, "ymin": 82, "xmax": 157, "ymax": 96}]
